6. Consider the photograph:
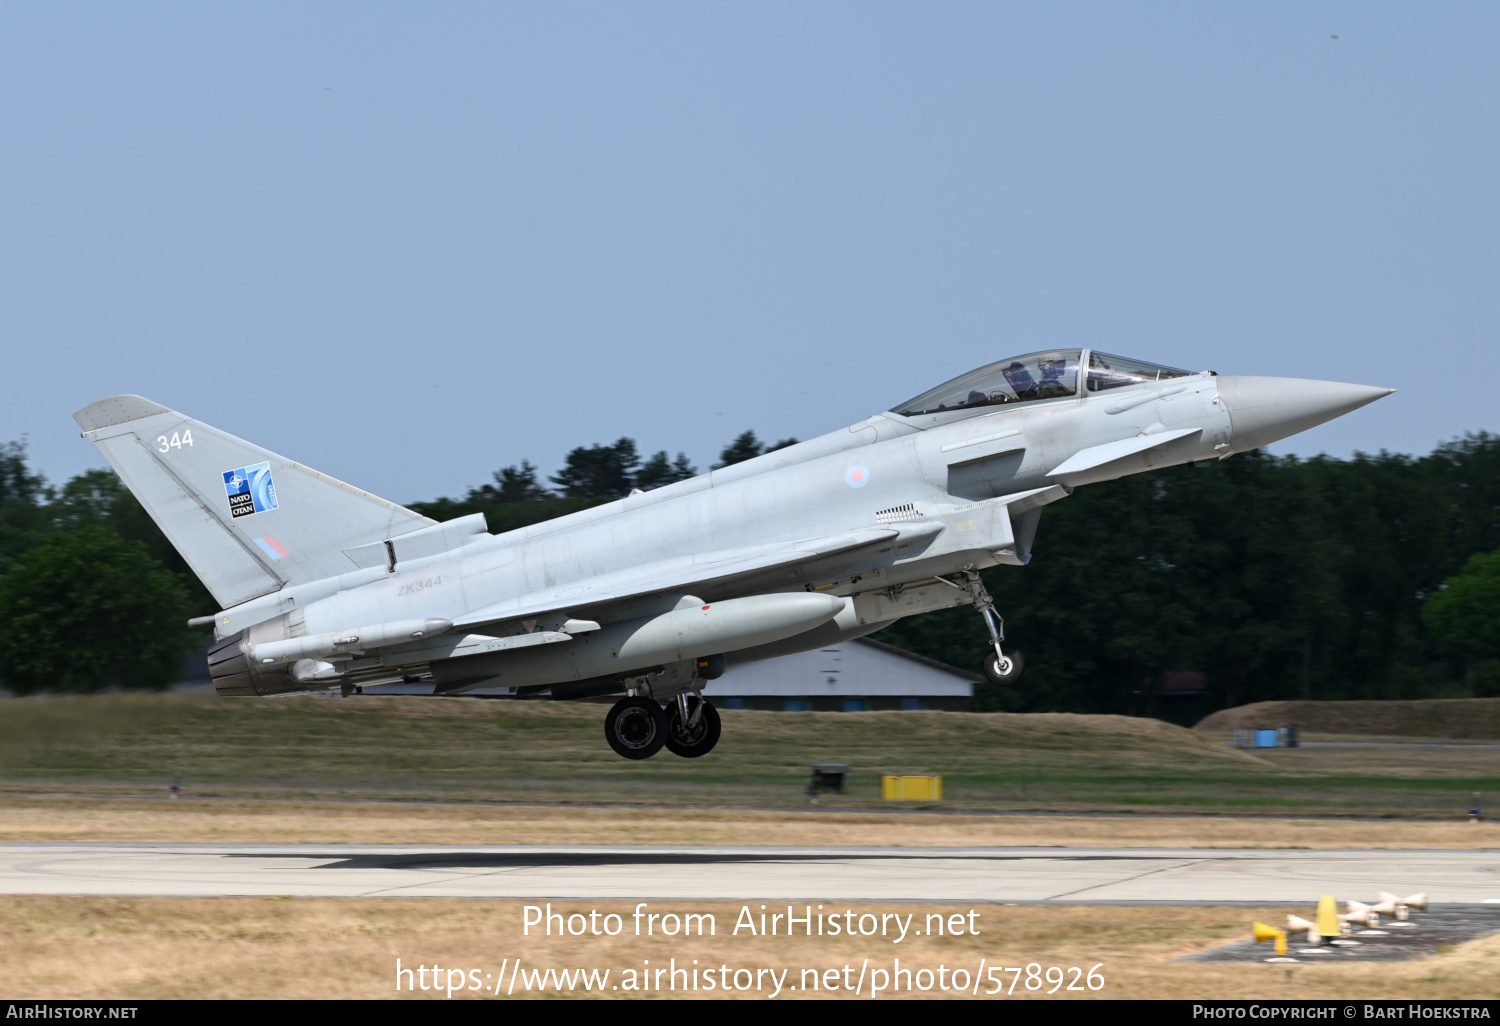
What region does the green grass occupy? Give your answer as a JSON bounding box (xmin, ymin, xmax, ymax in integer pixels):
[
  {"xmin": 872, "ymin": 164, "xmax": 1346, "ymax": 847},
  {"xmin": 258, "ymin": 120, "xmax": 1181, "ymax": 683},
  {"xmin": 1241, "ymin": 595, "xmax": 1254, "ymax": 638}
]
[{"xmin": 0, "ymin": 693, "xmax": 1495, "ymax": 818}]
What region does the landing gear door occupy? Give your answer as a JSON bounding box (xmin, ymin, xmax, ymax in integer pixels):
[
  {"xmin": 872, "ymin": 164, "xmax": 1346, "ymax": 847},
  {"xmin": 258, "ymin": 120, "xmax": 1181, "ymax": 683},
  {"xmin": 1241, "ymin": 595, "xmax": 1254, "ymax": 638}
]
[{"xmin": 1006, "ymin": 506, "xmax": 1043, "ymax": 565}]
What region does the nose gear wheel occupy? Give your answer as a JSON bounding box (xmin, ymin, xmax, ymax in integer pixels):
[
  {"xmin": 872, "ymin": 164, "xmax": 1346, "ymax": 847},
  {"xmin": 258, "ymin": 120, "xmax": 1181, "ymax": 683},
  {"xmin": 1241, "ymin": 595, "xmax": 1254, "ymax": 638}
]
[
  {"xmin": 943, "ymin": 567, "xmax": 1026, "ymax": 687},
  {"xmin": 984, "ymin": 647, "xmax": 1025, "ymax": 686}
]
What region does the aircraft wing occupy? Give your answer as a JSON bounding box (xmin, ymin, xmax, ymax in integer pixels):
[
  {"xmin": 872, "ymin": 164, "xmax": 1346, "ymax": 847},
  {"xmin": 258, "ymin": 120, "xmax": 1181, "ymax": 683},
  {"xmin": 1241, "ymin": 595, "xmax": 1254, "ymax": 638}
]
[{"xmin": 453, "ymin": 527, "xmax": 905, "ymax": 629}]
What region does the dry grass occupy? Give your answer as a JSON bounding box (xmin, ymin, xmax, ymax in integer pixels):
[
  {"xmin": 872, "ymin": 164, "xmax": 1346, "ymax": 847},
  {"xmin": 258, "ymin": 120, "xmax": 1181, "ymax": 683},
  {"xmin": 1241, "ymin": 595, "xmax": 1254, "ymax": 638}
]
[
  {"xmin": 2, "ymin": 897, "xmax": 1495, "ymax": 999},
  {"xmin": 1197, "ymin": 698, "xmax": 1500, "ymax": 738},
  {"xmin": 4, "ymin": 795, "xmax": 1498, "ymax": 849}
]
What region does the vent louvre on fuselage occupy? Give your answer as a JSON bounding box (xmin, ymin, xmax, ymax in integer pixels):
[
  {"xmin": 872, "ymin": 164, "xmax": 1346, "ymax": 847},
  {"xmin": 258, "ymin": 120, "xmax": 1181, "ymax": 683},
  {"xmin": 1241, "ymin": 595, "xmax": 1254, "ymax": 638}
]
[{"xmin": 875, "ymin": 502, "xmax": 922, "ymax": 523}]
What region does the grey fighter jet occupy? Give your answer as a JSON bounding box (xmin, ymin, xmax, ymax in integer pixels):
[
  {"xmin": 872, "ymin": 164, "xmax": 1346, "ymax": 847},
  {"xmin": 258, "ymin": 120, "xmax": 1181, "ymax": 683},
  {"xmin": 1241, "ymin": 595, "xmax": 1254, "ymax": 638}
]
[{"xmin": 75, "ymin": 351, "xmax": 1391, "ymax": 759}]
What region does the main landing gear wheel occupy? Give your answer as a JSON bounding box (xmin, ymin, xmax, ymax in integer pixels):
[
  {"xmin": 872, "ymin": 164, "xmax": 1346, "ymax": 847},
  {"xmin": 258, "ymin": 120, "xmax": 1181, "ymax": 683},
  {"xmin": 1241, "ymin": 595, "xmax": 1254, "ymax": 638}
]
[
  {"xmin": 664, "ymin": 695, "xmax": 721, "ymax": 758},
  {"xmin": 605, "ymin": 696, "xmax": 668, "ymax": 760},
  {"xmin": 984, "ymin": 647, "xmax": 1025, "ymax": 686}
]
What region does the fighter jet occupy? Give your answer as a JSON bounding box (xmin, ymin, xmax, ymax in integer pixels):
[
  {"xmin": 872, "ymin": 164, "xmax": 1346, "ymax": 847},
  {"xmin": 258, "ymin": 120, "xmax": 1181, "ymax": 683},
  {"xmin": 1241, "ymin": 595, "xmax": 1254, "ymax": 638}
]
[{"xmin": 75, "ymin": 350, "xmax": 1391, "ymax": 759}]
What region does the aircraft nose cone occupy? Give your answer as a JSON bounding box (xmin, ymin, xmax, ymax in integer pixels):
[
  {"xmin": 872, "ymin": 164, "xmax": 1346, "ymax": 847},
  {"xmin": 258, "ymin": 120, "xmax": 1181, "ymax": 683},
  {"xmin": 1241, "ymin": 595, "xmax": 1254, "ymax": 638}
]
[{"xmin": 1216, "ymin": 376, "xmax": 1394, "ymax": 453}]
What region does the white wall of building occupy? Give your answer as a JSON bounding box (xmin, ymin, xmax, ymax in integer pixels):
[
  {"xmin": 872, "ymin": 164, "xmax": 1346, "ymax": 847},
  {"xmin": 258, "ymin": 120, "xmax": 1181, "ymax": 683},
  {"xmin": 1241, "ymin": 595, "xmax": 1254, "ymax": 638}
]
[{"xmin": 707, "ymin": 638, "xmax": 974, "ymax": 698}]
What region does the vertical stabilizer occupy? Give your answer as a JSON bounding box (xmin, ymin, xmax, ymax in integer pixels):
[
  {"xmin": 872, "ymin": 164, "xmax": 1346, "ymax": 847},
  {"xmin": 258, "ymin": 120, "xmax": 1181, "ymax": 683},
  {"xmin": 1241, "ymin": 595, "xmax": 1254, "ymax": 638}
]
[{"xmin": 74, "ymin": 395, "xmax": 435, "ymax": 608}]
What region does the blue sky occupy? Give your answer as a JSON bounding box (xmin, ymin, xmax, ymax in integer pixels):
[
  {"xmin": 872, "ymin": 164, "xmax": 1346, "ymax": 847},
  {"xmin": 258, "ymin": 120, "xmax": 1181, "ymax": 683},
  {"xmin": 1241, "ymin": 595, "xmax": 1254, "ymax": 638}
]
[{"xmin": 3, "ymin": 2, "xmax": 1496, "ymax": 504}]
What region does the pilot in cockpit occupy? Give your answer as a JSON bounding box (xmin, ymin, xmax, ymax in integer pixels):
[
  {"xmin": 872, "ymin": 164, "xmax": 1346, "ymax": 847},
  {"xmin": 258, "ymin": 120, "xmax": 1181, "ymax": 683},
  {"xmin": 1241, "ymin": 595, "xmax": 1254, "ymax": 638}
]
[
  {"xmin": 1002, "ymin": 361, "xmax": 1039, "ymax": 399},
  {"xmin": 1038, "ymin": 356, "xmax": 1068, "ymax": 393}
]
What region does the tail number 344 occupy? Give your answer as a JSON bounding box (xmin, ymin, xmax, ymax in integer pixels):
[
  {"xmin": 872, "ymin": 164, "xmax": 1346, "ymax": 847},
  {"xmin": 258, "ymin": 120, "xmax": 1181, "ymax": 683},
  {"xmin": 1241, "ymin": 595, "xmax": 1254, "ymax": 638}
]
[{"xmin": 156, "ymin": 431, "xmax": 194, "ymax": 452}]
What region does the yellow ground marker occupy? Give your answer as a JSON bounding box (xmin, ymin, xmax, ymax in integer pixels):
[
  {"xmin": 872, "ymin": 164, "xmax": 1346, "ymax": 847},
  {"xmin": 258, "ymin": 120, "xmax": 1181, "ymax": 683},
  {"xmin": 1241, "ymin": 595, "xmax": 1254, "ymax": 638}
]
[{"xmin": 881, "ymin": 775, "xmax": 943, "ymax": 800}]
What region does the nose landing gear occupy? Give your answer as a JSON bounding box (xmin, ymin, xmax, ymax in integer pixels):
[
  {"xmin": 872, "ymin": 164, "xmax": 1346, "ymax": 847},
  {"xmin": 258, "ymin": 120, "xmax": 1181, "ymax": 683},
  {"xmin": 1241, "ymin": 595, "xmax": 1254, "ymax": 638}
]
[{"xmin": 949, "ymin": 568, "xmax": 1025, "ymax": 687}]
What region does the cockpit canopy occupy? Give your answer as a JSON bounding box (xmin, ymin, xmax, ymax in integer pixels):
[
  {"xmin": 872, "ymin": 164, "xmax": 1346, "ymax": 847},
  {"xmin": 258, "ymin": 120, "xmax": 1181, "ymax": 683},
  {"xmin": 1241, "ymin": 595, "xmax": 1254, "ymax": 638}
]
[
  {"xmin": 891, "ymin": 349, "xmax": 1191, "ymax": 418},
  {"xmin": 1085, "ymin": 351, "xmax": 1193, "ymax": 392}
]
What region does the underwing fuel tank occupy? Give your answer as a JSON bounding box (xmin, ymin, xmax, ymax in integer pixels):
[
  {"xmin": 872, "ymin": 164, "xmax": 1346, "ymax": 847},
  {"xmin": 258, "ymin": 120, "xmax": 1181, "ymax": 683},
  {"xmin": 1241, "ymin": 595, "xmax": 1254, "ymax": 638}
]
[{"xmin": 431, "ymin": 592, "xmax": 846, "ymax": 693}]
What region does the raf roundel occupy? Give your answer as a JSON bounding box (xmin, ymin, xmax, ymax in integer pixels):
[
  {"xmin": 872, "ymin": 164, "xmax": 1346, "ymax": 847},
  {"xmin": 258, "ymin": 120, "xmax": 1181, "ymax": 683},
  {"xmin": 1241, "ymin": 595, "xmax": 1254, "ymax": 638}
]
[{"xmin": 844, "ymin": 465, "xmax": 871, "ymax": 488}]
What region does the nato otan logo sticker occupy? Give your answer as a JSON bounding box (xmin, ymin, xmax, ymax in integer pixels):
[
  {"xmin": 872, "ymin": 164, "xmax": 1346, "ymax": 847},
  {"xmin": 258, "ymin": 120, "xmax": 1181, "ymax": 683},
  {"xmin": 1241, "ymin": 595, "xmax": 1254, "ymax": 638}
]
[
  {"xmin": 224, "ymin": 462, "xmax": 279, "ymax": 518},
  {"xmin": 844, "ymin": 465, "xmax": 871, "ymax": 488}
]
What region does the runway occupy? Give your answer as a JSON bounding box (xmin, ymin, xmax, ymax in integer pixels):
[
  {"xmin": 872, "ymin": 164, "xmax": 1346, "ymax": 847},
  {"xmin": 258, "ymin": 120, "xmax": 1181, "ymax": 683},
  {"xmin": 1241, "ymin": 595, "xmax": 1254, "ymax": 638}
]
[{"xmin": 1, "ymin": 844, "xmax": 1497, "ymax": 902}]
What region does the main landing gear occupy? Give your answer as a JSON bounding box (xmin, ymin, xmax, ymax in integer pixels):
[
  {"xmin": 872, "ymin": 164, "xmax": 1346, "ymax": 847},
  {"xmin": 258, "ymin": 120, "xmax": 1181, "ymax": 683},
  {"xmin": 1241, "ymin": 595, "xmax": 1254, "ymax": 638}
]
[
  {"xmin": 604, "ymin": 696, "xmax": 667, "ymax": 760},
  {"xmin": 665, "ymin": 693, "xmax": 721, "ymax": 758},
  {"xmin": 955, "ymin": 568, "xmax": 1024, "ymax": 687},
  {"xmin": 604, "ymin": 693, "xmax": 721, "ymax": 760}
]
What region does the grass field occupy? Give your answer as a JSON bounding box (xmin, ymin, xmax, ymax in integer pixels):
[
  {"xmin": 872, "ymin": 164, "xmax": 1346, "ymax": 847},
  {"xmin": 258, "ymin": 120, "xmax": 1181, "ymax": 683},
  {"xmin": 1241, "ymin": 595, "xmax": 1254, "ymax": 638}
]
[
  {"xmin": 0, "ymin": 693, "xmax": 1494, "ymax": 822},
  {"xmin": 4, "ymin": 897, "xmax": 1496, "ymax": 1000},
  {"xmin": 6, "ymin": 795, "xmax": 1500, "ymax": 848},
  {"xmin": 1197, "ymin": 698, "xmax": 1500, "ymax": 738},
  {"xmin": 1, "ymin": 694, "xmax": 1496, "ymax": 819},
  {"xmin": 4, "ymin": 695, "xmax": 1496, "ymax": 1001}
]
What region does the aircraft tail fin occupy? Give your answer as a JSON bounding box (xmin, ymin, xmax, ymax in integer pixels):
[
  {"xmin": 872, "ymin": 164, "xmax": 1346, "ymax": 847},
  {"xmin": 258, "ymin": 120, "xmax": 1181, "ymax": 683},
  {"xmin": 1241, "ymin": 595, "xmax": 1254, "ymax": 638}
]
[{"xmin": 74, "ymin": 395, "xmax": 436, "ymax": 608}]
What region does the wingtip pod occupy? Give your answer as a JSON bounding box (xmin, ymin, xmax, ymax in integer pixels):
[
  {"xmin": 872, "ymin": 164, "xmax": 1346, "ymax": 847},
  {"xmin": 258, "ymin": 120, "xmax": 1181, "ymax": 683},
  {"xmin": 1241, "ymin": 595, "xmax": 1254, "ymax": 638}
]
[{"xmin": 73, "ymin": 394, "xmax": 173, "ymax": 434}]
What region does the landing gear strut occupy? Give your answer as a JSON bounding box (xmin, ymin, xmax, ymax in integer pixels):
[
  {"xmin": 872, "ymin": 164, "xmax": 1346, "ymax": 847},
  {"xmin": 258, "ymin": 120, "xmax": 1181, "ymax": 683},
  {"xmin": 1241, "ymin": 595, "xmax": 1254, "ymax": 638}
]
[
  {"xmin": 664, "ymin": 693, "xmax": 721, "ymax": 758},
  {"xmin": 954, "ymin": 568, "xmax": 1024, "ymax": 686}
]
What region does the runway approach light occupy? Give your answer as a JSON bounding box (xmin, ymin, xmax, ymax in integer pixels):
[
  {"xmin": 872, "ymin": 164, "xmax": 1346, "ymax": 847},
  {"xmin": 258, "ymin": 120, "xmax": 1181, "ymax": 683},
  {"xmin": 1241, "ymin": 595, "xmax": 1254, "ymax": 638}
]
[
  {"xmin": 1285, "ymin": 915, "xmax": 1323, "ymax": 946},
  {"xmin": 1344, "ymin": 900, "xmax": 1381, "ymax": 929},
  {"xmin": 1377, "ymin": 891, "xmax": 1426, "ymax": 920},
  {"xmin": 1253, "ymin": 921, "xmax": 1288, "ymax": 956}
]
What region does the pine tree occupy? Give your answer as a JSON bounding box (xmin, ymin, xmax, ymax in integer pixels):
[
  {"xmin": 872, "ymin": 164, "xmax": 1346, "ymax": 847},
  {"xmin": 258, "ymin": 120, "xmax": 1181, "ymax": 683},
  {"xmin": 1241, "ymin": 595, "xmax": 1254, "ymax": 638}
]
[
  {"xmin": 635, "ymin": 451, "xmax": 697, "ymax": 490},
  {"xmin": 550, "ymin": 438, "xmax": 641, "ymax": 499}
]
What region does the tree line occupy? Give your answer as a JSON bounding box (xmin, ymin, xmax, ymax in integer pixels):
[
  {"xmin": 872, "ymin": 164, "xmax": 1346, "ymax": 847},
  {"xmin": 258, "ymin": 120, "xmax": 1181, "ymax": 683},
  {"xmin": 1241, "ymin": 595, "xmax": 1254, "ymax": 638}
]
[
  {"xmin": 411, "ymin": 429, "xmax": 795, "ymax": 531},
  {"xmin": 1, "ymin": 429, "xmax": 1497, "ymax": 711},
  {"xmin": 879, "ymin": 435, "xmax": 1500, "ymax": 718}
]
